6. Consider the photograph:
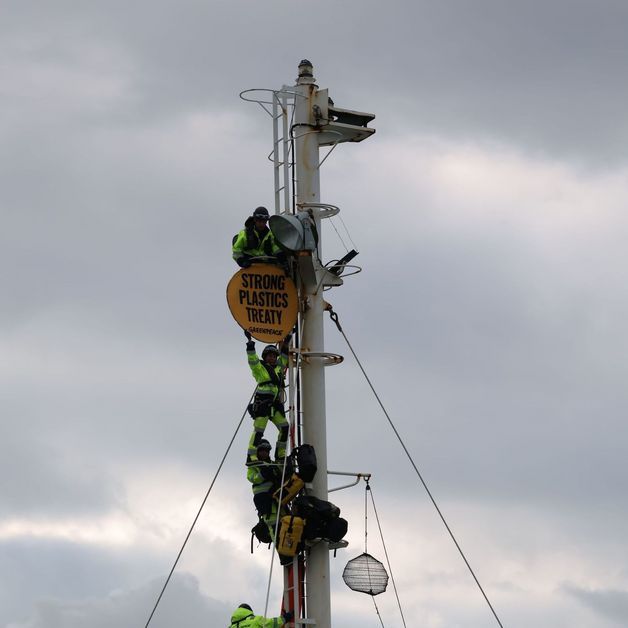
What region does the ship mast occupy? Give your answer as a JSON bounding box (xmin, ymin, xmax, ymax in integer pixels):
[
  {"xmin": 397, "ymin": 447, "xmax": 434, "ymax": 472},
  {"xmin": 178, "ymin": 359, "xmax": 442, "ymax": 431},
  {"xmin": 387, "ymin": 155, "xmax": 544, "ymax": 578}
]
[
  {"xmin": 291, "ymin": 60, "xmax": 375, "ymax": 628},
  {"xmin": 294, "ymin": 59, "xmax": 331, "ymax": 628},
  {"xmin": 240, "ymin": 60, "xmax": 375, "ymax": 628}
]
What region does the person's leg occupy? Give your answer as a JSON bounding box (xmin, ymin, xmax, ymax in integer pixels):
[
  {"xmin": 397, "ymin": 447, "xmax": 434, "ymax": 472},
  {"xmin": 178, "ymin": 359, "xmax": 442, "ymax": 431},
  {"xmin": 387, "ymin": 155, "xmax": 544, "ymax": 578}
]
[
  {"xmin": 247, "ymin": 414, "xmax": 270, "ymax": 464},
  {"xmin": 270, "ymin": 410, "xmax": 289, "ymax": 459}
]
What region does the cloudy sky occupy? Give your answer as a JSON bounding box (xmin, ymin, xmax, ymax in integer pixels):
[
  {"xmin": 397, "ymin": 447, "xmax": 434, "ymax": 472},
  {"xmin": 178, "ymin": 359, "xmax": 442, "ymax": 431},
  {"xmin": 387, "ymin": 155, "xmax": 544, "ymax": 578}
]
[{"xmin": 2, "ymin": 1, "xmax": 628, "ymax": 626}]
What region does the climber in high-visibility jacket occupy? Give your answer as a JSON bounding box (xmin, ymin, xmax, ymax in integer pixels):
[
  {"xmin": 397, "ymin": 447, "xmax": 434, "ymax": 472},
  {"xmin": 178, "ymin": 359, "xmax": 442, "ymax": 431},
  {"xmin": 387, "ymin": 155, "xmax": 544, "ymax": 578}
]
[
  {"xmin": 247, "ymin": 439, "xmax": 292, "ymax": 540},
  {"xmin": 244, "ymin": 331, "xmax": 291, "ymax": 465},
  {"xmin": 232, "ymin": 206, "xmax": 284, "ymax": 268},
  {"xmin": 247, "ymin": 440, "xmax": 282, "ymax": 513},
  {"xmin": 229, "ymin": 603, "xmax": 293, "ymax": 628}
]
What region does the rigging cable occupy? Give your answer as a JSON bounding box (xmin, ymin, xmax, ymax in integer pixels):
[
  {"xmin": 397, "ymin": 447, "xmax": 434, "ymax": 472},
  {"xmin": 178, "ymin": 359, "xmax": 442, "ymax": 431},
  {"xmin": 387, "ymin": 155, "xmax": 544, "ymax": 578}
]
[
  {"xmin": 337, "ymin": 213, "xmax": 358, "ymax": 252},
  {"xmin": 364, "ymin": 481, "xmax": 385, "ymax": 628},
  {"xmin": 326, "ymin": 307, "xmax": 505, "ymax": 628},
  {"xmin": 372, "ymin": 597, "xmax": 385, "ymax": 628},
  {"xmin": 328, "ymin": 216, "xmax": 350, "ymax": 254},
  {"xmin": 143, "ymin": 390, "xmax": 254, "ymax": 628},
  {"xmin": 367, "ymin": 482, "xmax": 407, "ymax": 628}
]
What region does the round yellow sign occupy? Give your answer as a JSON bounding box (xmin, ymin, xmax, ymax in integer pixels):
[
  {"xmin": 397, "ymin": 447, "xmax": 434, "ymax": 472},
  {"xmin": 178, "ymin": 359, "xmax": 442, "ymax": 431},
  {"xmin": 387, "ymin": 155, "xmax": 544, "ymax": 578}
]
[{"xmin": 226, "ymin": 264, "xmax": 298, "ymax": 343}]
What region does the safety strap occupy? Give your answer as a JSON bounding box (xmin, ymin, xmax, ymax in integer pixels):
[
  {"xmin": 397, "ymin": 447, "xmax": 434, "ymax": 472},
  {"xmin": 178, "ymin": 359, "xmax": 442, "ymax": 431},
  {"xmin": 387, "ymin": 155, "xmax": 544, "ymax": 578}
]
[
  {"xmin": 231, "ymin": 612, "xmax": 254, "ymax": 627},
  {"xmin": 262, "ymin": 362, "xmax": 282, "ymax": 389},
  {"xmin": 245, "ymin": 227, "xmax": 258, "ymax": 250}
]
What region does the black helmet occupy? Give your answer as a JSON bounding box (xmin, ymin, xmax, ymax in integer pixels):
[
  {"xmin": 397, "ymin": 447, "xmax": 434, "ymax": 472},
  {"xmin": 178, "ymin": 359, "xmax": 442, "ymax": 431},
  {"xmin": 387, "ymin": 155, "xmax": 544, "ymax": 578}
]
[
  {"xmin": 238, "ymin": 603, "xmax": 253, "ymax": 611},
  {"xmin": 257, "ymin": 439, "xmax": 272, "ymax": 451},
  {"xmin": 261, "ymin": 344, "xmax": 280, "ymax": 360},
  {"xmin": 252, "ymin": 206, "xmax": 270, "ymax": 219}
]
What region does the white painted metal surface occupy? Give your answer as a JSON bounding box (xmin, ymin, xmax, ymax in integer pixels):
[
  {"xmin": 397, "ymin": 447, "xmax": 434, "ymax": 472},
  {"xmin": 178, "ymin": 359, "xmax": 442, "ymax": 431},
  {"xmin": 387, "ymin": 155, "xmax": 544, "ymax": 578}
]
[{"xmin": 294, "ymin": 59, "xmax": 332, "ymax": 628}]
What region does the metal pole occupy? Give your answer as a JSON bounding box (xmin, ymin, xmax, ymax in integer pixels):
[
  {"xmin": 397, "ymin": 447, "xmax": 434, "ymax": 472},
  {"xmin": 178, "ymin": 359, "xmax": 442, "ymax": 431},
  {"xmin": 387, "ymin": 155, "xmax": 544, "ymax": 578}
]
[
  {"xmin": 294, "ymin": 59, "xmax": 331, "ymax": 628},
  {"xmin": 272, "ymin": 92, "xmax": 281, "ymax": 215}
]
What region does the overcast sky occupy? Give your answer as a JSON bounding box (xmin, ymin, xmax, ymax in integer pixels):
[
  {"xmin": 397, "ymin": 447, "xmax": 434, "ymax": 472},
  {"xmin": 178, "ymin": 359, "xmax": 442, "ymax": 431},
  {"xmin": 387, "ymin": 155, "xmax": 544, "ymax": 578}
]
[{"xmin": 2, "ymin": 1, "xmax": 628, "ymax": 627}]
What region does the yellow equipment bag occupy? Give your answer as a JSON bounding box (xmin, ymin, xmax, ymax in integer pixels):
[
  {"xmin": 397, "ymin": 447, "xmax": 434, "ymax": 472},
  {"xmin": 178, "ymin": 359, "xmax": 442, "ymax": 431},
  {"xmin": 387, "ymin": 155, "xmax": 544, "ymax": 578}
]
[
  {"xmin": 278, "ymin": 515, "xmax": 305, "ymax": 557},
  {"xmin": 273, "ymin": 473, "xmax": 305, "ymax": 506}
]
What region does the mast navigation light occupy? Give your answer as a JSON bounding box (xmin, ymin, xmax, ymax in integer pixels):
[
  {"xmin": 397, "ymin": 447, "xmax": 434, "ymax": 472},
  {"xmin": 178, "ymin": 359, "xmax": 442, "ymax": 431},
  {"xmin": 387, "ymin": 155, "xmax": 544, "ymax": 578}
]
[{"xmin": 298, "ymin": 59, "xmax": 314, "ymax": 78}]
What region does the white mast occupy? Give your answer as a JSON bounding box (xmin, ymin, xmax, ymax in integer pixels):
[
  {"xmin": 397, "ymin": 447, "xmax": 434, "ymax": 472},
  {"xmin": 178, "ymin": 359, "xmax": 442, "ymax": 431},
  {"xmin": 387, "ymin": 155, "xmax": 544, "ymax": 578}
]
[
  {"xmin": 292, "ymin": 59, "xmax": 375, "ymax": 628},
  {"xmin": 294, "ymin": 59, "xmax": 331, "ymax": 628},
  {"xmin": 242, "ymin": 60, "xmax": 374, "ymax": 627}
]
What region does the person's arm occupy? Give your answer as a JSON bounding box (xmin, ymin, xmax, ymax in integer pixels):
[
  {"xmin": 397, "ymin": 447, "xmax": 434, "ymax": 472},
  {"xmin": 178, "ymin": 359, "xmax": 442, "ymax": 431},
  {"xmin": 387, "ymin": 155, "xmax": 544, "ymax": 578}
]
[
  {"xmin": 247, "ymin": 466, "xmax": 260, "ymax": 484},
  {"xmin": 261, "ymin": 615, "xmax": 288, "ymax": 628},
  {"xmin": 278, "ymin": 334, "xmax": 291, "ymax": 369},
  {"xmin": 245, "ymin": 332, "xmax": 269, "ymax": 383},
  {"xmin": 233, "ymin": 231, "xmax": 252, "ymax": 266}
]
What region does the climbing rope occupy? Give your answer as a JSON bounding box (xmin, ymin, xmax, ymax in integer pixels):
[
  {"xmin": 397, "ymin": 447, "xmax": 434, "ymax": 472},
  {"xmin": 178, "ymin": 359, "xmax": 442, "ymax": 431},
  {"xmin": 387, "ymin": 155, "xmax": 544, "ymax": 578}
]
[
  {"xmin": 143, "ymin": 390, "xmax": 255, "ymax": 628},
  {"xmin": 326, "ymin": 307, "xmax": 505, "ymax": 628}
]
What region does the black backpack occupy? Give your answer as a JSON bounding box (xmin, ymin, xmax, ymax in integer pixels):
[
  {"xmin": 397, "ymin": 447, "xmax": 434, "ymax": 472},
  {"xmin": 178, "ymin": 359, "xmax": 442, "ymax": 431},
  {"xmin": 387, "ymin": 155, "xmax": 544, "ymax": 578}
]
[
  {"xmin": 292, "ymin": 495, "xmax": 344, "ymax": 542},
  {"xmin": 325, "ymin": 517, "xmax": 348, "ymax": 542},
  {"xmin": 293, "ymin": 444, "xmax": 317, "ymax": 482},
  {"xmin": 251, "ymin": 518, "xmax": 272, "ymax": 551}
]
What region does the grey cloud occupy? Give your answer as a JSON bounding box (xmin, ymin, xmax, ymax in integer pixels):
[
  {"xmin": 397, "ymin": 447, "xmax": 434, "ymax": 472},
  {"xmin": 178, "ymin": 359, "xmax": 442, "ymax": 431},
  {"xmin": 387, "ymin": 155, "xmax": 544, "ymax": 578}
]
[
  {"xmin": 3, "ymin": 1, "xmax": 628, "ymax": 162},
  {"xmin": 7, "ymin": 572, "xmax": 231, "ymax": 628},
  {"xmin": 0, "ymin": 539, "xmax": 163, "ymax": 627},
  {"xmin": 2, "ymin": 2, "xmax": 628, "ymax": 627},
  {"xmin": 0, "ymin": 427, "xmax": 124, "ymax": 517},
  {"xmin": 563, "ymin": 584, "xmax": 628, "ymax": 625}
]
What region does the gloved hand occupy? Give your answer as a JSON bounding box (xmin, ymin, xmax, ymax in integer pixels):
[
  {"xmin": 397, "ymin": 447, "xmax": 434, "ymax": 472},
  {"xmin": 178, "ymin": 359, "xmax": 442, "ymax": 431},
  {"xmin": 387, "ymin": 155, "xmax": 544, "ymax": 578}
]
[
  {"xmin": 246, "ymin": 340, "xmax": 255, "ymax": 351},
  {"xmin": 238, "ymin": 256, "xmax": 252, "ymax": 268},
  {"xmin": 281, "ymin": 610, "xmax": 294, "ymax": 623}
]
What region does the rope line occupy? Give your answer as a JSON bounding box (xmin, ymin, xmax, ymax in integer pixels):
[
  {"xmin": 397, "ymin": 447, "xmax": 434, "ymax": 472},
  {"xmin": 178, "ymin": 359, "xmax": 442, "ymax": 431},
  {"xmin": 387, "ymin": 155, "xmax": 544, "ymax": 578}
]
[
  {"xmin": 372, "ymin": 596, "xmax": 386, "ymax": 628},
  {"xmin": 367, "ymin": 483, "xmax": 407, "ymax": 628},
  {"xmin": 337, "ymin": 213, "xmax": 358, "ymax": 251},
  {"xmin": 263, "ymin": 318, "xmax": 307, "ymax": 619},
  {"xmin": 327, "ymin": 308, "xmax": 505, "ymax": 628},
  {"xmin": 143, "ymin": 391, "xmax": 254, "ymax": 628},
  {"xmin": 364, "ymin": 481, "xmax": 369, "ymax": 555},
  {"xmin": 363, "ymin": 482, "xmax": 375, "ymax": 602},
  {"xmin": 329, "ymin": 216, "xmax": 350, "ymax": 254}
]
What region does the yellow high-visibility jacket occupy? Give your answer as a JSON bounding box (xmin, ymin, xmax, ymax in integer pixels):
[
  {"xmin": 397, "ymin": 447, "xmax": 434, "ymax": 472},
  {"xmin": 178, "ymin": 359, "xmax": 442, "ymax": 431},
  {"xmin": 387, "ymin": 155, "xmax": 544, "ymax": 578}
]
[{"xmin": 230, "ymin": 607, "xmax": 285, "ymax": 627}]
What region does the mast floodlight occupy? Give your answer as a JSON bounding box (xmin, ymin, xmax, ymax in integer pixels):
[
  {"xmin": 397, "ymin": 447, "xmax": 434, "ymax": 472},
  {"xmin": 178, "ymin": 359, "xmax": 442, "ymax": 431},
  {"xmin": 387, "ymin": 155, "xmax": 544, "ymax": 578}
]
[
  {"xmin": 342, "ymin": 552, "xmax": 389, "ymax": 596},
  {"xmin": 269, "ymin": 213, "xmax": 318, "ymax": 252}
]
